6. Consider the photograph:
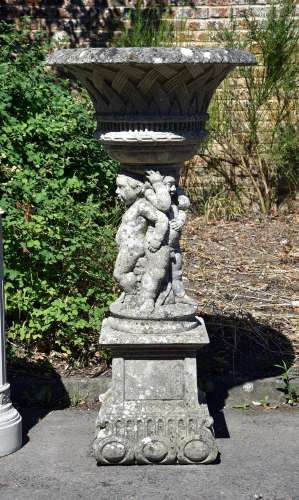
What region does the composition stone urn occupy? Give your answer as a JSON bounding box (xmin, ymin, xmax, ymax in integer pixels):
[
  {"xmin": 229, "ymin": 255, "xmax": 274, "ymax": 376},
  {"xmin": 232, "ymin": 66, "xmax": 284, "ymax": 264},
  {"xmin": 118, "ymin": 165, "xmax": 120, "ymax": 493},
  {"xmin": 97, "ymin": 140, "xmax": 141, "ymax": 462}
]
[{"xmin": 47, "ymin": 47, "xmax": 255, "ymax": 465}]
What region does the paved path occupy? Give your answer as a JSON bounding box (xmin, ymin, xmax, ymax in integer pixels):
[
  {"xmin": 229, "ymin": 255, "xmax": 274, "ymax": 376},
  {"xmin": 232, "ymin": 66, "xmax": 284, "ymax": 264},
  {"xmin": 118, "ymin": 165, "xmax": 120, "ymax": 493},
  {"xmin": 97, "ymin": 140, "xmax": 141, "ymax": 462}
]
[{"xmin": 0, "ymin": 407, "xmax": 298, "ymax": 500}]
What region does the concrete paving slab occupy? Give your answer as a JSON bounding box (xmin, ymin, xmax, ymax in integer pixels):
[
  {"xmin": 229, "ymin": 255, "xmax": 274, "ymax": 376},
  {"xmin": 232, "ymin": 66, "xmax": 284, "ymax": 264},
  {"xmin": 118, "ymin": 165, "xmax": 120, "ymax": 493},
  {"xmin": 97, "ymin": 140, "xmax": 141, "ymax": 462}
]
[{"xmin": 0, "ymin": 407, "xmax": 298, "ymax": 500}]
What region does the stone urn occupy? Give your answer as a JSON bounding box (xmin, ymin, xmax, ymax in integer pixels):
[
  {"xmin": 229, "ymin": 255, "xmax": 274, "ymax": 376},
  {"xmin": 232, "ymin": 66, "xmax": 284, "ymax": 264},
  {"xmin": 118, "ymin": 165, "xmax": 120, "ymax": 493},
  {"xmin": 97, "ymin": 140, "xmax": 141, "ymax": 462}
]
[{"xmin": 47, "ymin": 47, "xmax": 255, "ymax": 465}]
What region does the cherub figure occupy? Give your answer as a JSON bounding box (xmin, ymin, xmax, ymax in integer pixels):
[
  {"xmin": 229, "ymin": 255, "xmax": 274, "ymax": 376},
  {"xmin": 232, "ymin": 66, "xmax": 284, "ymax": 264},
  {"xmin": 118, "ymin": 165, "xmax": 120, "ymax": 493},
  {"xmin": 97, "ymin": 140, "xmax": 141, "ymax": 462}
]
[
  {"xmin": 143, "ymin": 171, "xmax": 195, "ymax": 305},
  {"xmin": 144, "ymin": 170, "xmax": 172, "ymax": 213},
  {"xmin": 163, "ymin": 176, "xmax": 196, "ymax": 305},
  {"xmin": 114, "ymin": 172, "xmax": 169, "ymax": 313}
]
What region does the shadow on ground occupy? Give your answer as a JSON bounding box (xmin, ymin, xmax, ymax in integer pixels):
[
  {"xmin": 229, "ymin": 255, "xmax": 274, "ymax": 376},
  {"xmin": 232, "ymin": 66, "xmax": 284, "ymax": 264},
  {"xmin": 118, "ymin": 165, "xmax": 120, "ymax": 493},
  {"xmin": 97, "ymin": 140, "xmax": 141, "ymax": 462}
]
[
  {"xmin": 8, "ymin": 358, "xmax": 70, "ymax": 446},
  {"xmin": 197, "ymin": 312, "xmax": 296, "ymax": 439},
  {"xmin": 7, "ymin": 311, "xmax": 295, "ymax": 447}
]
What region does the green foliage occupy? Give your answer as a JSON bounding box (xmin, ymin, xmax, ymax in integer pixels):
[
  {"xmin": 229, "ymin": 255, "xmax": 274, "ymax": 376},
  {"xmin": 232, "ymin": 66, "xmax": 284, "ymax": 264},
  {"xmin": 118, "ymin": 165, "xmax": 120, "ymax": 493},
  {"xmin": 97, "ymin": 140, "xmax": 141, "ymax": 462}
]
[
  {"xmin": 275, "ymin": 361, "xmax": 299, "ymax": 405},
  {"xmin": 272, "ymin": 123, "xmax": 298, "ymax": 205},
  {"xmin": 116, "ymin": 1, "xmax": 185, "ymax": 47},
  {"xmin": 182, "ymin": 160, "xmax": 245, "ymax": 221},
  {"xmin": 232, "ymin": 403, "xmax": 251, "ymax": 410},
  {"xmin": 199, "ymin": 0, "xmax": 298, "ymax": 215},
  {"xmin": 183, "ymin": 170, "xmax": 245, "ymax": 221},
  {"xmin": 0, "ymin": 21, "xmax": 119, "ymax": 360},
  {"xmin": 200, "ymin": 186, "xmax": 245, "ymax": 222}
]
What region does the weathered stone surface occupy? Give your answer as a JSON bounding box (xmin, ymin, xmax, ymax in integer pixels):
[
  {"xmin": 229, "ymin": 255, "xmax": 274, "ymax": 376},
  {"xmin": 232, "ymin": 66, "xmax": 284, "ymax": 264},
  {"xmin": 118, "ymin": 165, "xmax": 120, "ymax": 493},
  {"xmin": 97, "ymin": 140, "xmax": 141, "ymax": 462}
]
[
  {"xmin": 48, "ymin": 46, "xmax": 255, "ymax": 465},
  {"xmin": 94, "ymin": 311, "xmax": 216, "ymax": 465},
  {"xmin": 100, "ymin": 315, "xmax": 209, "ymax": 349},
  {"xmin": 47, "ymin": 49, "xmax": 255, "ymax": 147},
  {"xmin": 93, "ymin": 352, "xmax": 218, "ymax": 465},
  {"xmin": 125, "ymin": 359, "xmax": 184, "ymax": 400},
  {"xmin": 47, "ymin": 47, "xmax": 256, "ymax": 66}
]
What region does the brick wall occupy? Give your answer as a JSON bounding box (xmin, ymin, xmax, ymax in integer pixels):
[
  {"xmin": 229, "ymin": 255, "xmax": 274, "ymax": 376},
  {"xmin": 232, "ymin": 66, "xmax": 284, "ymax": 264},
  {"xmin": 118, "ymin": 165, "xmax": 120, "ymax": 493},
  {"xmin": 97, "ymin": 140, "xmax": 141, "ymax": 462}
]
[
  {"xmin": 1, "ymin": 1, "xmax": 298, "ymax": 209},
  {"xmin": 2, "ymin": 1, "xmax": 297, "ymax": 47}
]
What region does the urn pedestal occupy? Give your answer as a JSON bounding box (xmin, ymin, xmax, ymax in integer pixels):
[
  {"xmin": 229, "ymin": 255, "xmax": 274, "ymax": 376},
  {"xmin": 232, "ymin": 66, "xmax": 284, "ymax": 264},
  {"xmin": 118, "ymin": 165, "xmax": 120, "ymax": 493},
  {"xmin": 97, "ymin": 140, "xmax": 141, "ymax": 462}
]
[
  {"xmin": 48, "ymin": 47, "xmax": 255, "ymax": 465},
  {"xmin": 97, "ymin": 308, "xmax": 218, "ymax": 465}
]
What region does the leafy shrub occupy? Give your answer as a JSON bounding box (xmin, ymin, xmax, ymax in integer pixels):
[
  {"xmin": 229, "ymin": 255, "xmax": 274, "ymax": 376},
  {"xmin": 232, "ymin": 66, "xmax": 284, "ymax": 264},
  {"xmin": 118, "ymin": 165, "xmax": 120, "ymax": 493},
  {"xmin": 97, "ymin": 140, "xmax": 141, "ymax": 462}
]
[{"xmin": 0, "ymin": 21, "xmax": 119, "ymax": 360}]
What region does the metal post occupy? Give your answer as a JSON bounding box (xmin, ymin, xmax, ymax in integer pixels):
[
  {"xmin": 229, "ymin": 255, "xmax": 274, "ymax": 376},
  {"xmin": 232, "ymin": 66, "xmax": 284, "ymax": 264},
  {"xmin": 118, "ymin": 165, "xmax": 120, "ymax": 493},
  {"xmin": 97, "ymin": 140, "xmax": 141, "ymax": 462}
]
[{"xmin": 0, "ymin": 208, "xmax": 22, "ymax": 456}]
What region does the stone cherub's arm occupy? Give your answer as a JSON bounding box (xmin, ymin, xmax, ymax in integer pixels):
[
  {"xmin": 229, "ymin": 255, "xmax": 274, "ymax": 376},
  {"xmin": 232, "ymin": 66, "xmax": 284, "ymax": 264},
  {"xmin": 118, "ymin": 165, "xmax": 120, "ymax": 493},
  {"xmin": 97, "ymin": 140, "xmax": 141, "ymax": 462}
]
[
  {"xmin": 177, "ymin": 187, "xmax": 190, "ymax": 211},
  {"xmin": 144, "ymin": 170, "xmax": 171, "ymax": 213},
  {"xmin": 170, "ymin": 187, "xmax": 190, "ymax": 232},
  {"xmin": 138, "ymin": 199, "xmax": 169, "ymax": 252}
]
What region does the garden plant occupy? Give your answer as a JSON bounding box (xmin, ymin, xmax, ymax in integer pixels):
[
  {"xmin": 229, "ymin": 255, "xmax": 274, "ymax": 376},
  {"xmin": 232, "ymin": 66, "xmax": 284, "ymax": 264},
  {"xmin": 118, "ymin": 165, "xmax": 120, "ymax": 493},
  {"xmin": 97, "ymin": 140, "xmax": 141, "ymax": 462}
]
[
  {"xmin": 0, "ymin": 20, "xmax": 119, "ymax": 363},
  {"xmin": 184, "ymin": 0, "xmax": 298, "ymax": 218}
]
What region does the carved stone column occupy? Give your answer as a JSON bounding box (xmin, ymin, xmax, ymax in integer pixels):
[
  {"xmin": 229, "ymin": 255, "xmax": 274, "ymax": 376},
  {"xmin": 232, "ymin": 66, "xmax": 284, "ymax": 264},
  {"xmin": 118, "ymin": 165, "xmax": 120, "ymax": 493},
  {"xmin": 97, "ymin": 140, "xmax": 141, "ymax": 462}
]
[
  {"xmin": 0, "ymin": 209, "xmax": 22, "ymax": 457},
  {"xmin": 48, "ymin": 48, "xmax": 255, "ymax": 465}
]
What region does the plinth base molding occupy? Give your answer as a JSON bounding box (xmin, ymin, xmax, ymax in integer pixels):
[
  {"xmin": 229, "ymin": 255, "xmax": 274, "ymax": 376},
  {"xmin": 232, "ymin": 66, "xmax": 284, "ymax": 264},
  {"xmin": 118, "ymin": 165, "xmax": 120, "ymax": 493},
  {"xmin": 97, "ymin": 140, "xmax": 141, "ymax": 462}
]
[
  {"xmin": 0, "ymin": 383, "xmax": 22, "ymax": 457},
  {"xmin": 94, "ymin": 315, "xmax": 218, "ymax": 466},
  {"xmin": 94, "ymin": 412, "xmax": 218, "ymax": 465}
]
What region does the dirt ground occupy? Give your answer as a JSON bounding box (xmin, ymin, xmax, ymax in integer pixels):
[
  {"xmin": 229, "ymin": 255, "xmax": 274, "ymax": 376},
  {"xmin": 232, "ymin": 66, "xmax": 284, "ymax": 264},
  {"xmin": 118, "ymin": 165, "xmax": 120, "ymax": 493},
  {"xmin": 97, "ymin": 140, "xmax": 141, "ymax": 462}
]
[
  {"xmin": 8, "ymin": 213, "xmax": 298, "ymax": 382},
  {"xmin": 183, "ymin": 212, "xmax": 299, "ymax": 377}
]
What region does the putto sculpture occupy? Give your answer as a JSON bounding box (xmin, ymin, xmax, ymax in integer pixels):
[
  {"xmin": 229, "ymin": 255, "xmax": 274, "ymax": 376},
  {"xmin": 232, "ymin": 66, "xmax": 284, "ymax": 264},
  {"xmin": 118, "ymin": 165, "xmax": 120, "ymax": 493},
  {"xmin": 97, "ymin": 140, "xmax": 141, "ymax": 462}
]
[
  {"xmin": 114, "ymin": 169, "xmax": 193, "ymax": 313},
  {"xmin": 114, "ymin": 171, "xmax": 169, "ymax": 313},
  {"xmin": 47, "ymin": 47, "xmax": 255, "ymax": 465}
]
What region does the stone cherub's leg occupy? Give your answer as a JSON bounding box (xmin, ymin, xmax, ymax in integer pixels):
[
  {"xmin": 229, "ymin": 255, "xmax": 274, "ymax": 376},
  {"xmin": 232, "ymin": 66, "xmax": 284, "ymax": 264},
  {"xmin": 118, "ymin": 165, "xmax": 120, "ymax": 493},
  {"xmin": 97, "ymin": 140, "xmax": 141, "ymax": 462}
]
[
  {"xmin": 139, "ymin": 245, "xmax": 170, "ymax": 312},
  {"xmin": 171, "ymin": 244, "xmax": 197, "ymax": 305},
  {"xmin": 113, "ymin": 245, "xmax": 144, "ymax": 295}
]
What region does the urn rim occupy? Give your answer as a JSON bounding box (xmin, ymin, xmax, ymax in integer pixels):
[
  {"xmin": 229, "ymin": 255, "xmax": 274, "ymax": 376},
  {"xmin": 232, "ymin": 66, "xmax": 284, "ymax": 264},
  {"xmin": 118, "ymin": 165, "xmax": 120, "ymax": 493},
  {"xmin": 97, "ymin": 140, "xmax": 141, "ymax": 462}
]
[{"xmin": 47, "ymin": 47, "xmax": 256, "ymax": 67}]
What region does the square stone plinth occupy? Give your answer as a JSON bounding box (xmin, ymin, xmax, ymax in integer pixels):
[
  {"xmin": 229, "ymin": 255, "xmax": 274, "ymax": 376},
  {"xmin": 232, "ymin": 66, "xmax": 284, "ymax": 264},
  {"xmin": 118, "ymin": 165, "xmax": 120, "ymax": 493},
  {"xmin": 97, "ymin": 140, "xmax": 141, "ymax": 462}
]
[{"xmin": 93, "ymin": 317, "xmax": 218, "ymax": 465}]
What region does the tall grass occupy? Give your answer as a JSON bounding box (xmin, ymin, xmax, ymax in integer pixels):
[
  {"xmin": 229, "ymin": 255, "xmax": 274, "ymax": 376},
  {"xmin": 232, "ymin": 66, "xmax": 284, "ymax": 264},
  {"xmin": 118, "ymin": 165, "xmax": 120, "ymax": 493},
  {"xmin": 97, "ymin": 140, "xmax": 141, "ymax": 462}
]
[{"xmin": 115, "ymin": 1, "xmax": 186, "ymax": 47}]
